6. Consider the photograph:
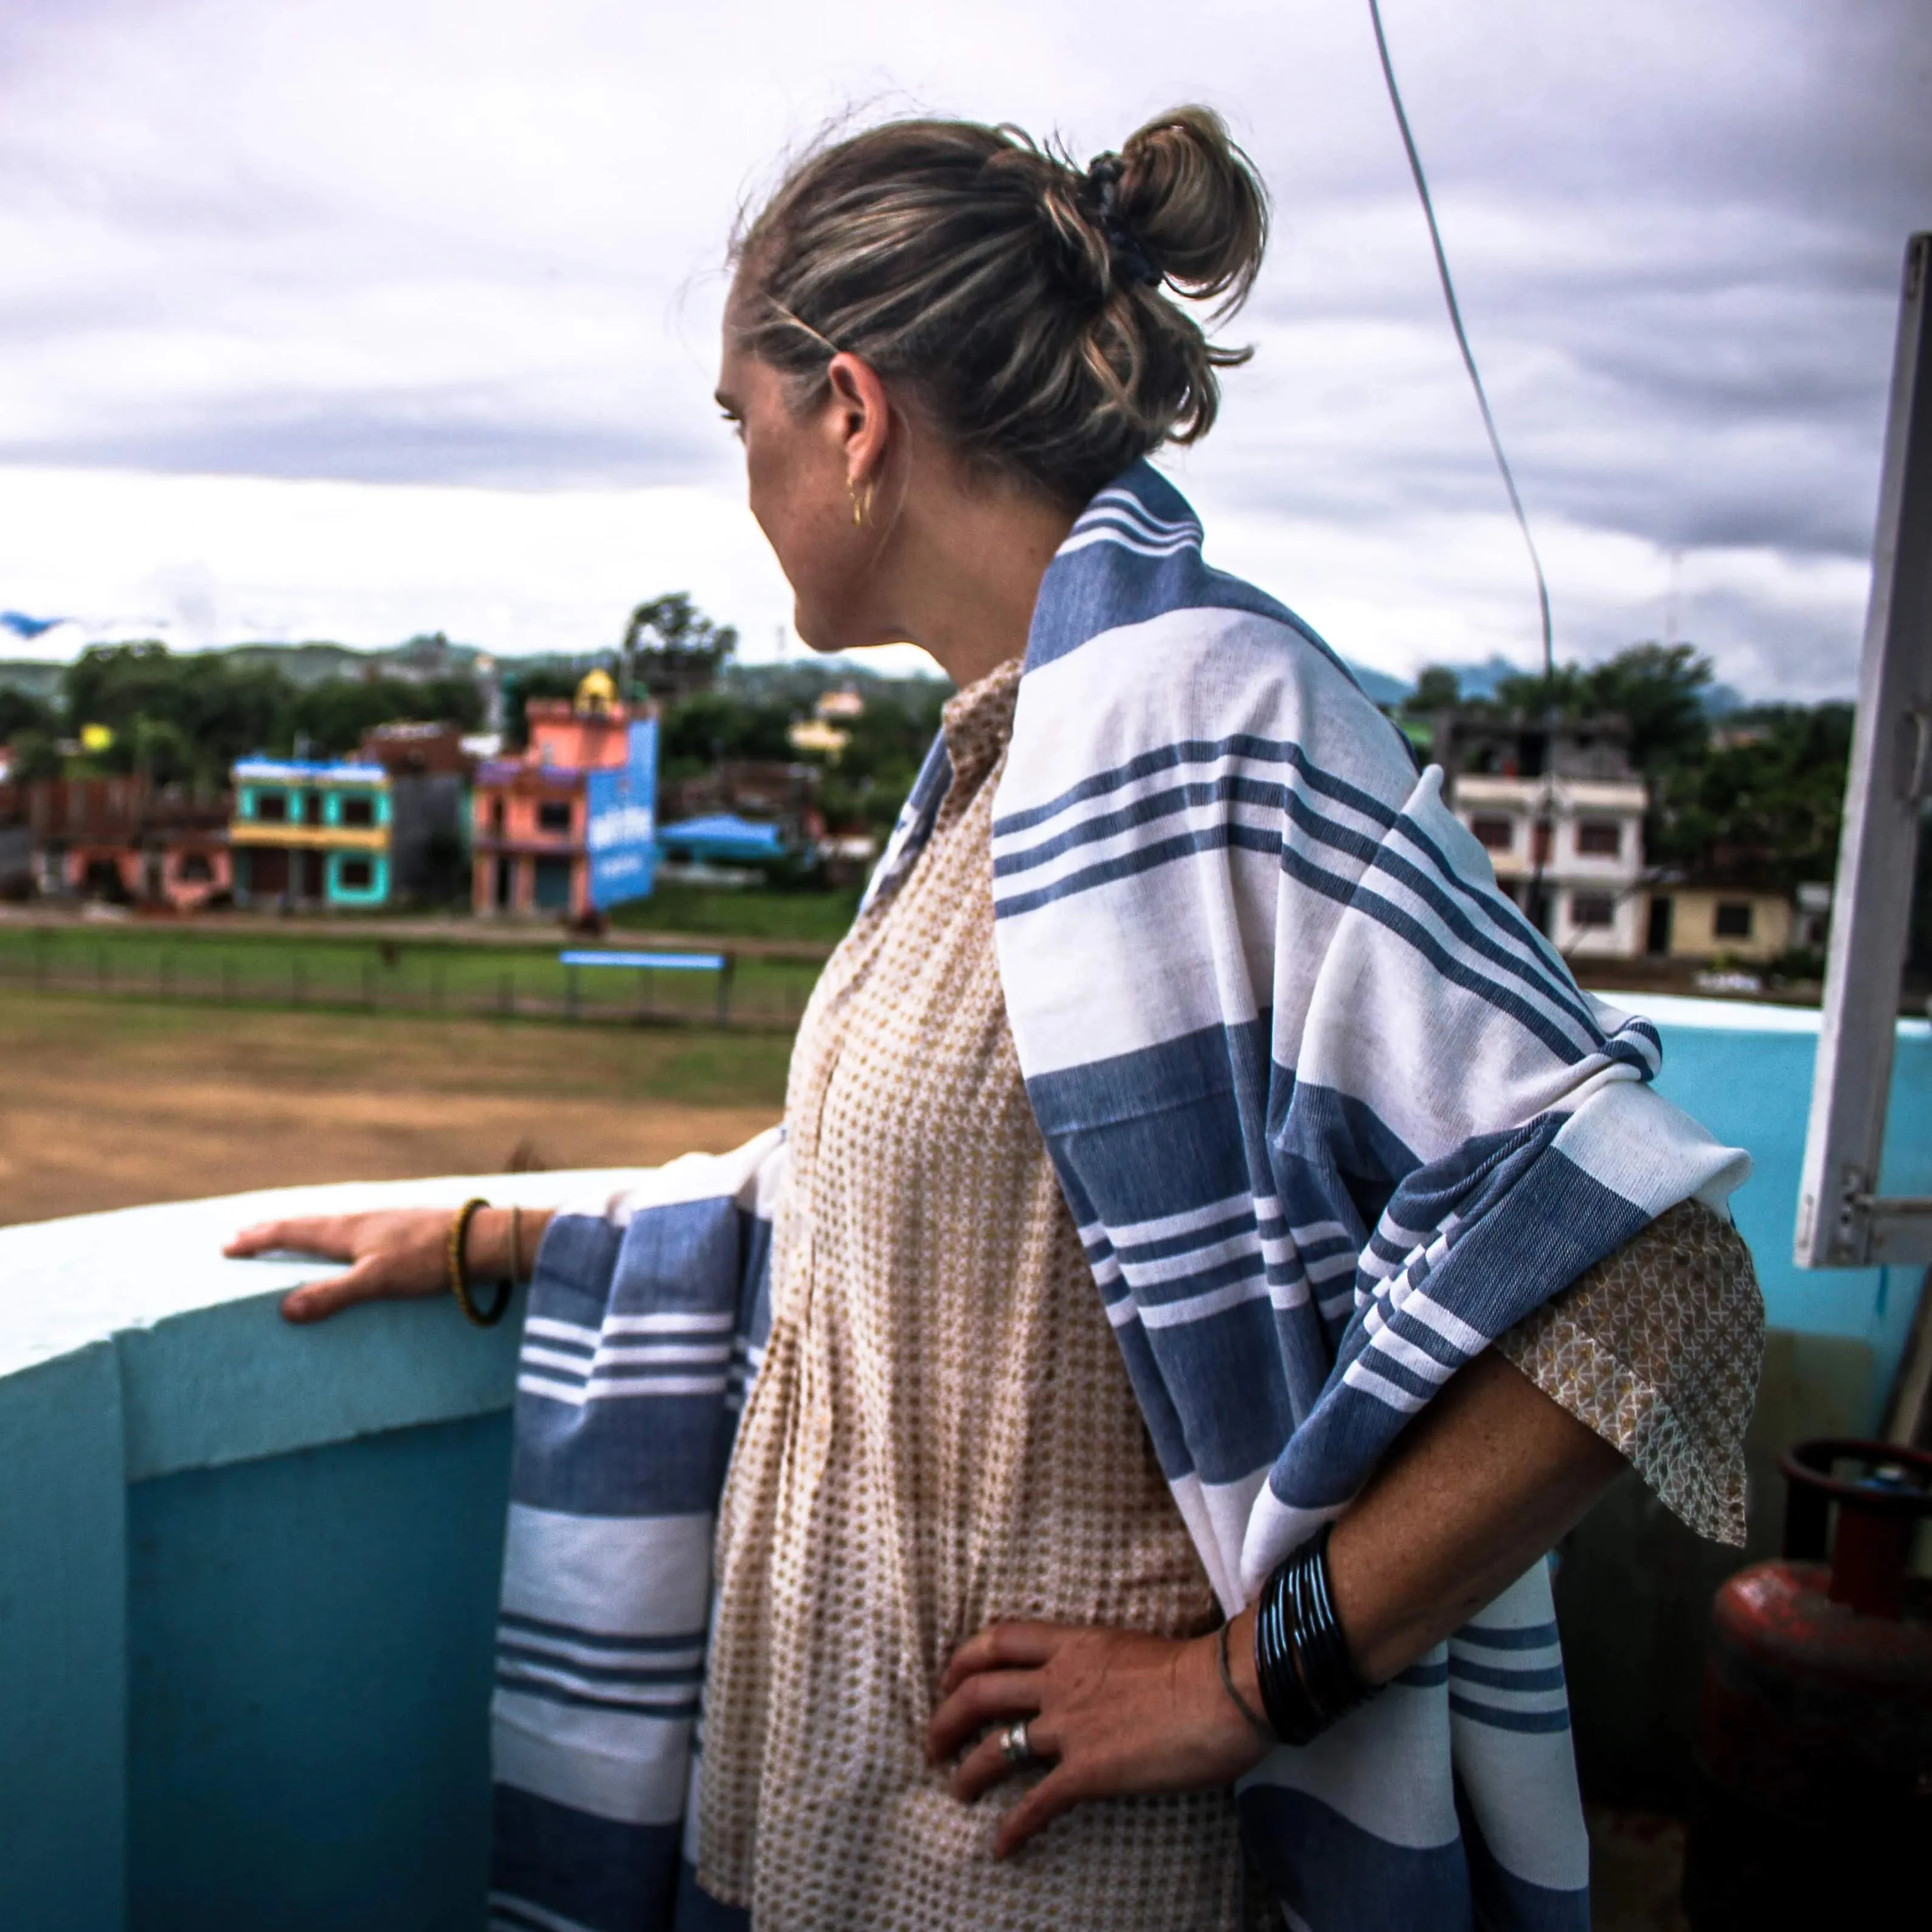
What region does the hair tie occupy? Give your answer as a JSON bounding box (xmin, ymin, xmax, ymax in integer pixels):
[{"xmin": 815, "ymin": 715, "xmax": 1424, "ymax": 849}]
[{"xmin": 1084, "ymin": 153, "xmax": 1162, "ymax": 289}]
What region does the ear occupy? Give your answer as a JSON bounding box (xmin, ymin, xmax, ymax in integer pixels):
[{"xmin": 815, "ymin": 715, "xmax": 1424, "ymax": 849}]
[{"xmin": 823, "ymin": 351, "xmax": 892, "ymax": 486}]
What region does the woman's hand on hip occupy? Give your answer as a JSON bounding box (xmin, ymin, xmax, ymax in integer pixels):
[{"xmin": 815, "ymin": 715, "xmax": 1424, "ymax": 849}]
[
  {"xmin": 224, "ymin": 1208, "xmax": 459, "ymax": 1323},
  {"xmin": 927, "ymin": 1613, "xmax": 1269, "ymax": 1857}
]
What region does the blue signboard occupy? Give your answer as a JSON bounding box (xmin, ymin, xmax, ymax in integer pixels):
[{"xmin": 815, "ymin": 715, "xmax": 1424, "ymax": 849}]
[{"xmin": 585, "ymin": 719, "xmax": 659, "ymax": 910}]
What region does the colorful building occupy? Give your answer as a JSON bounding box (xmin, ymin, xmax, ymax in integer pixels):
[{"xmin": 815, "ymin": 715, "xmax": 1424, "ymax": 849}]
[
  {"xmin": 471, "ymin": 671, "xmax": 658, "ymax": 919},
  {"xmin": 229, "ymin": 760, "xmax": 392, "ymax": 909},
  {"xmin": 22, "ymin": 777, "xmax": 232, "ymax": 910}
]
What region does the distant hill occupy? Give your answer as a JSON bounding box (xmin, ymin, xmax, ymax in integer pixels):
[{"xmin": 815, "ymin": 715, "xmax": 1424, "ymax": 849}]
[
  {"xmin": 0, "ymin": 659, "xmax": 64, "ymax": 701},
  {"xmin": 0, "ymin": 638, "xmax": 1751, "ymax": 718},
  {"xmin": 1344, "ymin": 661, "xmax": 1411, "ymax": 706}
]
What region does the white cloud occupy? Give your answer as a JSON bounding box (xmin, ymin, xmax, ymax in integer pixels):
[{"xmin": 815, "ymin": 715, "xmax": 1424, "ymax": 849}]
[{"xmin": 0, "ymin": 0, "xmax": 1925, "ymax": 695}]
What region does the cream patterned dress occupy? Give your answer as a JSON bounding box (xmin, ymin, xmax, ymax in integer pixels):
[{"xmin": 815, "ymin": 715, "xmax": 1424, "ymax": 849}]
[{"xmin": 695, "ymin": 659, "xmax": 1761, "ymax": 1928}]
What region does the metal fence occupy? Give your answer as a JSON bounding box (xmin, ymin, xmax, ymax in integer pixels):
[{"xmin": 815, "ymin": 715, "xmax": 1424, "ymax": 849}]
[{"xmin": 0, "ymin": 929, "xmax": 818, "ymax": 1030}]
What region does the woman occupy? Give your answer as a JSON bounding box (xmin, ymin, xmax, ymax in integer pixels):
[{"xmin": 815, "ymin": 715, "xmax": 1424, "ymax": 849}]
[{"xmin": 230, "ymin": 108, "xmax": 1761, "ymax": 1931}]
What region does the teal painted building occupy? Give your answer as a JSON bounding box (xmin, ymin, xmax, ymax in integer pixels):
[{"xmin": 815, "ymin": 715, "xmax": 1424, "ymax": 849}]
[{"xmin": 230, "ymin": 759, "xmax": 393, "ymax": 909}]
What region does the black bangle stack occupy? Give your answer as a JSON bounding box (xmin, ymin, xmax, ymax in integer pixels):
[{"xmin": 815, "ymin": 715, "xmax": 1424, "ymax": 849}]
[{"xmin": 1252, "ymin": 1523, "xmax": 1373, "ymax": 1747}]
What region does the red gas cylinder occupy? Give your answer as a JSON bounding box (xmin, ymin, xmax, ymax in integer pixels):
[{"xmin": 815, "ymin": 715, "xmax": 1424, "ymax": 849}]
[{"xmin": 1683, "ymin": 1438, "xmax": 1932, "ymax": 1928}]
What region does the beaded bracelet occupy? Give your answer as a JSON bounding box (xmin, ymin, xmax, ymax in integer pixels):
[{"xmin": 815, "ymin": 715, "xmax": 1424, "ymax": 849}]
[
  {"xmin": 446, "ymin": 1197, "xmax": 513, "ymax": 1328},
  {"xmin": 1252, "ymin": 1522, "xmax": 1373, "ymax": 1746}
]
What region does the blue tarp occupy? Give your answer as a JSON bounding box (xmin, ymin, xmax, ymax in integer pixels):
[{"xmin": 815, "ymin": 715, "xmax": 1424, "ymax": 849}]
[{"xmin": 655, "ymin": 814, "xmax": 786, "ymax": 864}]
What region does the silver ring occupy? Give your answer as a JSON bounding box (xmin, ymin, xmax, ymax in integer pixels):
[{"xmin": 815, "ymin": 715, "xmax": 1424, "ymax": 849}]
[{"xmin": 999, "ymin": 1718, "xmax": 1035, "ymax": 1767}]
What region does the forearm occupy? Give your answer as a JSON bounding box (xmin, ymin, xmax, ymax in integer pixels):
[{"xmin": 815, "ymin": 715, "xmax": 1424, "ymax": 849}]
[
  {"xmin": 463, "ymin": 1206, "xmax": 555, "ymax": 1286},
  {"xmin": 1222, "ymin": 1348, "xmax": 1621, "ymax": 1715}
]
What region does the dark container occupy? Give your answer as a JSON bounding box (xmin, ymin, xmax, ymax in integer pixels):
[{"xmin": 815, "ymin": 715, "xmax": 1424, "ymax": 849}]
[{"xmin": 1683, "ymin": 1438, "xmax": 1932, "ymax": 1928}]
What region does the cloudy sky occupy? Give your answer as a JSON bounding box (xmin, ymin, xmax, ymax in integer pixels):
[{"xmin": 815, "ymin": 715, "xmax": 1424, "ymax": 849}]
[{"xmin": 0, "ymin": 0, "xmax": 1925, "ymax": 695}]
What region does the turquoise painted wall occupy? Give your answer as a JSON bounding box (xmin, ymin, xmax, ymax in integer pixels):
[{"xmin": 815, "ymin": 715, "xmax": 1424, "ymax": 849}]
[
  {"xmin": 128, "ymin": 1414, "xmax": 509, "ymax": 1931},
  {"xmin": 0, "ymin": 1171, "xmax": 626, "ymax": 1932},
  {"xmin": 325, "ymin": 848, "xmax": 390, "ymax": 906},
  {"xmin": 1633, "ymin": 997, "xmax": 1930, "ymax": 1404}
]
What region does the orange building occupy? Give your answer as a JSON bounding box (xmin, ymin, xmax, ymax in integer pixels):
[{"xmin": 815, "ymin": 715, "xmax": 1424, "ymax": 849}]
[{"xmin": 472, "ymin": 671, "xmax": 655, "ymax": 918}]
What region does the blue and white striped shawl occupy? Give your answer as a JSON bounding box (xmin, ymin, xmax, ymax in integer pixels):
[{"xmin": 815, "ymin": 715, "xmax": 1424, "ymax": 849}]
[{"xmin": 488, "ymin": 462, "xmax": 1750, "ymax": 1932}]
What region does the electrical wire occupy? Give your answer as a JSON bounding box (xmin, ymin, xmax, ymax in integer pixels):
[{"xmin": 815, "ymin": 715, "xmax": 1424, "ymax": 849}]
[
  {"xmin": 1368, "ymin": 0, "xmax": 1560, "ymax": 938},
  {"xmin": 1366, "ymin": 0, "xmax": 1554, "ymax": 692}
]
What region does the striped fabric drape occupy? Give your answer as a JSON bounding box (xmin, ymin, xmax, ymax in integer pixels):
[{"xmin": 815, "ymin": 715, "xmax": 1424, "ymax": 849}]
[{"xmin": 486, "ymin": 463, "xmax": 1748, "ymax": 1932}]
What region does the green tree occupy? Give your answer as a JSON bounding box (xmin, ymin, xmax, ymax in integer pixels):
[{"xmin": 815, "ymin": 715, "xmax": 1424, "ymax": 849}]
[
  {"xmin": 623, "ymin": 593, "xmax": 738, "ymax": 701},
  {"xmin": 660, "ymin": 690, "xmax": 795, "ymax": 777},
  {"xmin": 1649, "ymin": 704, "xmax": 1853, "ymax": 887},
  {"xmin": 808, "ymin": 680, "xmax": 949, "ymax": 837},
  {"xmin": 6, "ymin": 729, "xmax": 62, "ymax": 782},
  {"xmin": 63, "ymin": 643, "xmax": 293, "ymax": 784},
  {"xmin": 0, "ymin": 687, "xmax": 53, "ymax": 743},
  {"xmin": 61, "ymin": 642, "xmax": 485, "ymax": 776},
  {"xmin": 501, "ymin": 667, "xmax": 583, "ymax": 750},
  {"xmin": 288, "ymin": 673, "xmax": 483, "ymax": 755},
  {"xmin": 1495, "ymin": 641, "xmax": 1712, "ymax": 774},
  {"xmin": 1404, "ymin": 667, "xmax": 1461, "ymax": 714}
]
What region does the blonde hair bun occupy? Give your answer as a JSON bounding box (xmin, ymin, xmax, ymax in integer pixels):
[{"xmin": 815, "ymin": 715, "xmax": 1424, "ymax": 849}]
[{"xmin": 732, "ymin": 106, "xmax": 1271, "ymax": 506}]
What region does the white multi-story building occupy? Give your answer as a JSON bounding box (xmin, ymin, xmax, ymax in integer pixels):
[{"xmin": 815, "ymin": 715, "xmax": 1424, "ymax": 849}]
[
  {"xmin": 1450, "ymin": 773, "xmax": 1649, "ymax": 958},
  {"xmin": 1427, "ymin": 713, "xmax": 1649, "ymax": 960}
]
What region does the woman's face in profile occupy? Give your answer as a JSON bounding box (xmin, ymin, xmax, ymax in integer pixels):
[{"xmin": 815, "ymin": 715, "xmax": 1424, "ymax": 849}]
[{"xmin": 716, "ymin": 317, "xmax": 867, "ymax": 656}]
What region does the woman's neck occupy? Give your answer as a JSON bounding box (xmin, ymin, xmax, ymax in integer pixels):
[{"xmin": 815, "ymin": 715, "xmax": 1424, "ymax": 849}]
[{"xmin": 867, "ymin": 463, "xmax": 1078, "ymax": 690}]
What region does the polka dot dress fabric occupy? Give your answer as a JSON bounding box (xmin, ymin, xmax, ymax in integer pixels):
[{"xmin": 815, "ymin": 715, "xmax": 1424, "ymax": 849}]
[
  {"xmin": 698, "ymin": 659, "xmax": 1245, "ymax": 1930},
  {"xmin": 1497, "ymin": 1197, "xmax": 1762, "ymax": 1546}
]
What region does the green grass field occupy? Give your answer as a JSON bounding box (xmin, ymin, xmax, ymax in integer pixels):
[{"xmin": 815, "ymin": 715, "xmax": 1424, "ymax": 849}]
[
  {"xmin": 611, "ymin": 882, "xmax": 865, "ymax": 944},
  {"xmin": 0, "ymin": 919, "xmax": 829, "ymax": 1027}
]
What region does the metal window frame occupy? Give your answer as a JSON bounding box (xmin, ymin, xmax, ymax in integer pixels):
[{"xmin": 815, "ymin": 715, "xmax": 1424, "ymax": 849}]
[{"xmin": 1797, "ymin": 234, "xmax": 1932, "ymax": 1269}]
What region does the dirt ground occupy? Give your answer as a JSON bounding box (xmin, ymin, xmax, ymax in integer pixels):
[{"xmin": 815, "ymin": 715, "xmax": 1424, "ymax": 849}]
[{"xmin": 0, "ymin": 991, "xmax": 788, "ymax": 1225}]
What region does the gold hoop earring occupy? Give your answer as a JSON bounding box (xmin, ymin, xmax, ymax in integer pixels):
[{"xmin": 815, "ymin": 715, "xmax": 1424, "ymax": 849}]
[{"xmin": 849, "ymin": 477, "xmax": 874, "ymax": 527}]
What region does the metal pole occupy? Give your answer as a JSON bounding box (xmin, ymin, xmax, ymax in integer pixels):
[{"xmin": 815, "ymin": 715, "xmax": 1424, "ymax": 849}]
[
  {"xmin": 718, "ymin": 951, "xmax": 735, "ymax": 1024},
  {"xmin": 567, "ymin": 963, "xmax": 581, "ymax": 1021},
  {"xmin": 1798, "ymin": 234, "xmax": 1932, "ymax": 1268}
]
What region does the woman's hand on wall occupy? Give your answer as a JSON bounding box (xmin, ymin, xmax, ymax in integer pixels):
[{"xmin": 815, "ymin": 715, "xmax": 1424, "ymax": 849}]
[
  {"xmin": 926, "ymin": 1612, "xmax": 1269, "ymax": 1858},
  {"xmin": 223, "ymin": 1206, "xmax": 549, "ymax": 1323}
]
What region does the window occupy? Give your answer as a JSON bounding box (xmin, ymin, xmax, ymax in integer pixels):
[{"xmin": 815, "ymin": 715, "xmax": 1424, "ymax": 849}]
[
  {"xmin": 1569, "ymin": 894, "xmax": 1615, "ymax": 929},
  {"xmin": 178, "ymin": 853, "xmax": 213, "ymax": 883},
  {"xmin": 1576, "ymin": 820, "xmax": 1622, "ymax": 857},
  {"xmin": 1470, "ymin": 817, "xmax": 1513, "ymax": 851},
  {"xmin": 254, "ymin": 792, "xmax": 288, "ymax": 824},
  {"xmin": 538, "ymin": 800, "xmax": 573, "ymax": 834},
  {"xmin": 340, "ymin": 795, "xmax": 375, "ymax": 828},
  {"xmin": 1714, "ymin": 901, "xmax": 1754, "ymax": 940},
  {"xmin": 1530, "ymin": 819, "xmax": 1554, "ymax": 867},
  {"xmin": 339, "ymin": 857, "xmax": 374, "ymax": 891}
]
